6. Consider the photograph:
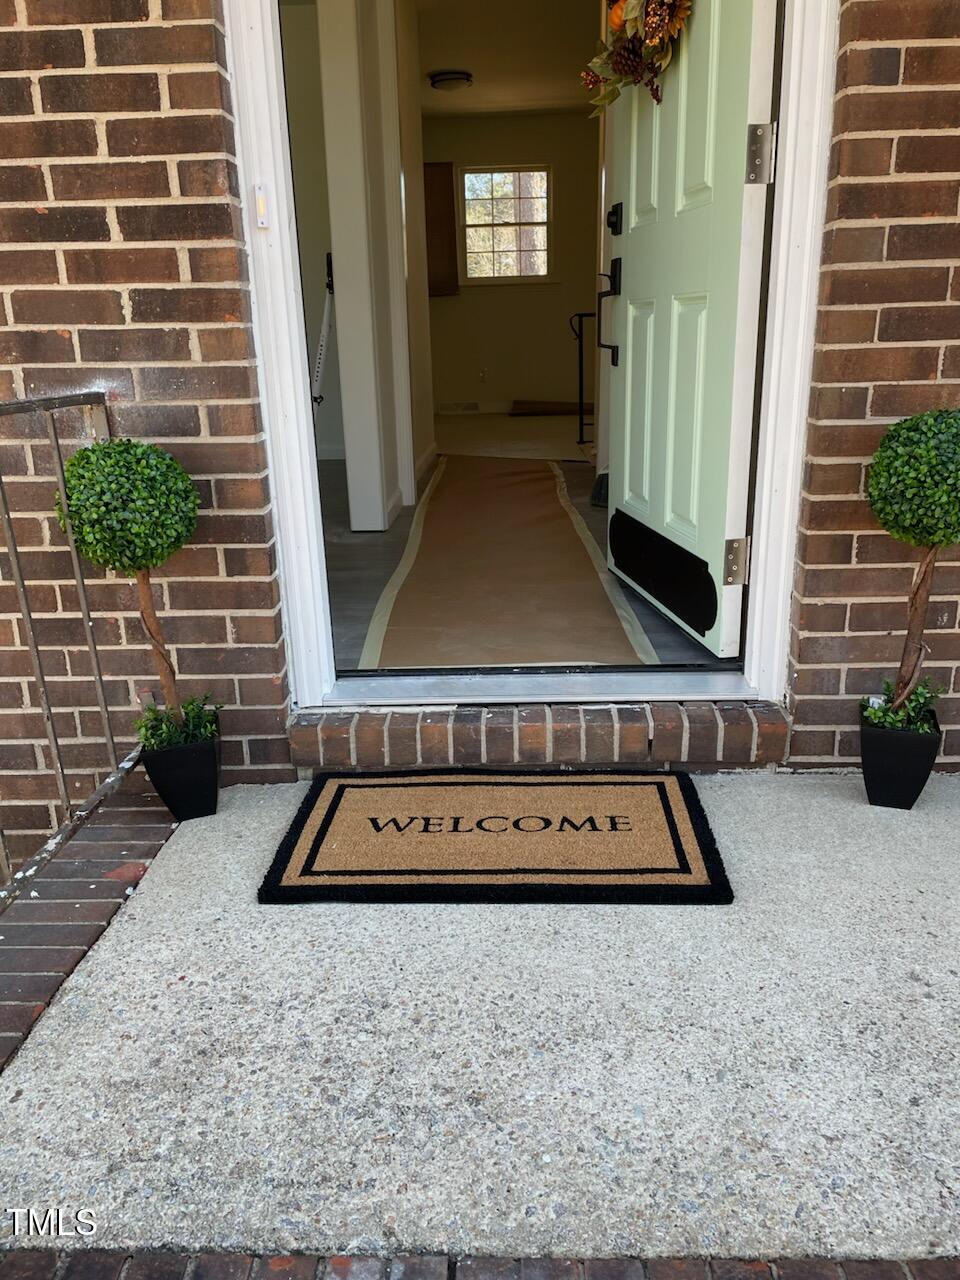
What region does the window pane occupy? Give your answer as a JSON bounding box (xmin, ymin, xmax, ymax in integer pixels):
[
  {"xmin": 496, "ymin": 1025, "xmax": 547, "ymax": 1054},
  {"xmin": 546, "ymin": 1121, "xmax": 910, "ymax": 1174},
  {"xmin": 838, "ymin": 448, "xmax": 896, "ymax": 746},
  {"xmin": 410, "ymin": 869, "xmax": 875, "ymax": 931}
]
[
  {"xmin": 467, "ymin": 251, "xmax": 494, "ymax": 278},
  {"xmin": 466, "ymin": 225, "xmax": 493, "ymax": 252},
  {"xmin": 465, "ymin": 199, "xmax": 492, "ymax": 225},
  {"xmin": 464, "ymin": 172, "xmax": 491, "ymax": 199},
  {"xmin": 462, "ymin": 169, "xmax": 550, "ymax": 281},
  {"xmin": 520, "ymin": 224, "xmax": 547, "ymax": 250},
  {"xmin": 492, "ymin": 198, "xmax": 517, "ymax": 224},
  {"xmin": 520, "ymin": 170, "xmax": 548, "ymax": 197}
]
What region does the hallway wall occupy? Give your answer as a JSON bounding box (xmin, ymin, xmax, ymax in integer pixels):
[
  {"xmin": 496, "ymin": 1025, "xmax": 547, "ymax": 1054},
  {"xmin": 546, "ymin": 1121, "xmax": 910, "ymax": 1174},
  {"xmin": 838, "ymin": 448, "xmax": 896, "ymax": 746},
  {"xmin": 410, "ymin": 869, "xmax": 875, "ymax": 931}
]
[
  {"xmin": 422, "ymin": 110, "xmax": 600, "ymax": 412},
  {"xmin": 279, "ymin": 0, "xmax": 344, "ymax": 460},
  {"xmin": 396, "ymin": 0, "xmax": 437, "ymax": 481}
]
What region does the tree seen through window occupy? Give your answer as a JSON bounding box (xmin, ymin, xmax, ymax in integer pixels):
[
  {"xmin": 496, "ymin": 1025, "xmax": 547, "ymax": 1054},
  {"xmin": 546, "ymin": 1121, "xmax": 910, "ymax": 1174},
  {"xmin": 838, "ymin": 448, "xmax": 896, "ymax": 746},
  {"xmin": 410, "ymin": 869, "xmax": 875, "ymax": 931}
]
[{"xmin": 463, "ymin": 169, "xmax": 549, "ymax": 280}]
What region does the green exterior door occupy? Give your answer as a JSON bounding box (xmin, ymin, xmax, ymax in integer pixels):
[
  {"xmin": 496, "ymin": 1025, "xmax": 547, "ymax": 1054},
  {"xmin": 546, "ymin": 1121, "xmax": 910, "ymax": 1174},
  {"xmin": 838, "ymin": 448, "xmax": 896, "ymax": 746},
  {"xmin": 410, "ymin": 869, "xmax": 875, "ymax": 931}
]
[{"xmin": 603, "ymin": 0, "xmax": 776, "ymax": 658}]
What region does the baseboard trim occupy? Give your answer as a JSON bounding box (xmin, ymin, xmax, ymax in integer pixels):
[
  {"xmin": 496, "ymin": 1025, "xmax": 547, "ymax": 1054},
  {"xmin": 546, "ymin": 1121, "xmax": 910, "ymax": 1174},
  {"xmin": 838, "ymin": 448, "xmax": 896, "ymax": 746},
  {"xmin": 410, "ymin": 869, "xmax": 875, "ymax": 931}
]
[
  {"xmin": 415, "ymin": 442, "xmax": 438, "ymax": 487},
  {"xmin": 436, "ymin": 402, "xmax": 512, "ymax": 416}
]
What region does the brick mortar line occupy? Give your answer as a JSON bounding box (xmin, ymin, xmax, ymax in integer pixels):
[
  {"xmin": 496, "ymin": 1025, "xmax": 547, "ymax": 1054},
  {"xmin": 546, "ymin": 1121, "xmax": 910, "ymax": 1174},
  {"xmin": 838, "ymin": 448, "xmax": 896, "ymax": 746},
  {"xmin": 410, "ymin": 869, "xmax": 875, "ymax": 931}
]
[
  {"xmin": 0, "ymin": 164, "xmax": 242, "ymax": 178},
  {"xmin": 819, "ymin": 227, "xmax": 960, "ymax": 240},
  {"xmin": 819, "ymin": 256, "xmax": 960, "ymax": 266},
  {"xmin": 2, "ymin": 253, "xmax": 237, "ymax": 278},
  {"xmin": 830, "ymin": 130, "xmax": 960, "ymax": 141},
  {"xmin": 826, "ymin": 175, "xmax": 960, "ymax": 187},
  {"xmin": 5, "ymin": 17, "xmax": 230, "ymax": 35},
  {"xmin": 678, "ymin": 704, "xmax": 690, "ymax": 762},
  {"xmin": 817, "ymin": 302, "xmax": 960, "ymax": 310},
  {"xmin": 811, "ymin": 370, "xmax": 958, "ymax": 382},
  {"xmin": 835, "ymin": 84, "xmax": 960, "ymax": 99},
  {"xmin": 0, "ymin": 110, "xmax": 236, "ymax": 126}
]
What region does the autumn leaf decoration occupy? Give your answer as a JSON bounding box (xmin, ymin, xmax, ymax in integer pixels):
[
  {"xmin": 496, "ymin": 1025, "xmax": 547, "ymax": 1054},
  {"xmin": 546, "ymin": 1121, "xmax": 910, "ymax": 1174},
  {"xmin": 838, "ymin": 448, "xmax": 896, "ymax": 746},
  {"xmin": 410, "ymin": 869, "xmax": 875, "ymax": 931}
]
[{"xmin": 582, "ymin": 0, "xmax": 693, "ymax": 114}]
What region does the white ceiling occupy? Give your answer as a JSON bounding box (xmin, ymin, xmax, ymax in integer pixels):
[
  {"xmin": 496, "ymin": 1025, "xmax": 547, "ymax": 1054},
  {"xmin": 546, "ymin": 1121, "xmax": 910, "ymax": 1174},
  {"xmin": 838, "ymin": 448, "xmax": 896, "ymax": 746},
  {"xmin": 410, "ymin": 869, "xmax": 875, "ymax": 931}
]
[{"xmin": 416, "ymin": 0, "xmax": 600, "ymax": 116}]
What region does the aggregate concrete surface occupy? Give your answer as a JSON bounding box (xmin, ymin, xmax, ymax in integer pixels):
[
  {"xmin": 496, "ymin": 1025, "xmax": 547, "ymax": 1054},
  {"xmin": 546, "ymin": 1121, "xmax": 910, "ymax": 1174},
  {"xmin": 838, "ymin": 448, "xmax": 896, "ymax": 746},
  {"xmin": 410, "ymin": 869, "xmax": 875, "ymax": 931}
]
[{"xmin": 1, "ymin": 774, "xmax": 958, "ymax": 1258}]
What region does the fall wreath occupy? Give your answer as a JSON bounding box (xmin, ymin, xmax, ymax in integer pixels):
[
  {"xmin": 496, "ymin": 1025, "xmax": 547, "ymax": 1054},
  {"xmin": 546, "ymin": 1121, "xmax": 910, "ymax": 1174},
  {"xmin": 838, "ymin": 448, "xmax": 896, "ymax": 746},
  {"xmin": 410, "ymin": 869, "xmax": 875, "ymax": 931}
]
[{"xmin": 582, "ymin": 0, "xmax": 693, "ymax": 113}]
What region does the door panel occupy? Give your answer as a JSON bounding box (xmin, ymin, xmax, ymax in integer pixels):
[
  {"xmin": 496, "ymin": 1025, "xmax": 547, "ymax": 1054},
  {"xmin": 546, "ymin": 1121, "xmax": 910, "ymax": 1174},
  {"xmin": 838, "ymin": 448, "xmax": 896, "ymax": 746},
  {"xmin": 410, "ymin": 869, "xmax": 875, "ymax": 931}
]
[
  {"xmin": 604, "ymin": 0, "xmax": 776, "ymax": 657},
  {"xmin": 666, "ymin": 293, "xmax": 707, "ymax": 540},
  {"xmin": 629, "ymin": 92, "xmax": 659, "ymax": 227},
  {"xmin": 676, "ymin": 0, "xmax": 720, "ymax": 212},
  {"xmin": 624, "ymin": 299, "xmax": 654, "ymax": 515}
]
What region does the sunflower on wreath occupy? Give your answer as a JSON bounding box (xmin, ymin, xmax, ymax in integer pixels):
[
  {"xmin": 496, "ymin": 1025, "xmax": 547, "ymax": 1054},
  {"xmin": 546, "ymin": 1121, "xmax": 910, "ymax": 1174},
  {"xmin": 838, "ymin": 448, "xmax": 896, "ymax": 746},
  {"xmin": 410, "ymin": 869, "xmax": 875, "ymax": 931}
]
[{"xmin": 582, "ymin": 0, "xmax": 693, "ymax": 114}]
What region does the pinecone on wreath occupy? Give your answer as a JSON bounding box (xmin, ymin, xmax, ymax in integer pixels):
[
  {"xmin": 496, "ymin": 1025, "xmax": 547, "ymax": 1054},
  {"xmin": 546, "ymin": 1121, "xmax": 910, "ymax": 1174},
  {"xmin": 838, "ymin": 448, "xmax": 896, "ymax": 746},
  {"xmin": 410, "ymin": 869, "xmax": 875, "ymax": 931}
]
[{"xmin": 609, "ymin": 33, "xmax": 646, "ymax": 81}]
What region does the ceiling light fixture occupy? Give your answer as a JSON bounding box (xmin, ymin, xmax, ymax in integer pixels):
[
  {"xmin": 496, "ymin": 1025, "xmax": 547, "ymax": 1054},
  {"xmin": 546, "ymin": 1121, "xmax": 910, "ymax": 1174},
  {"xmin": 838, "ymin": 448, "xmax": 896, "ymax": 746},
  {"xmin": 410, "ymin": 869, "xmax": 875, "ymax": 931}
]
[{"xmin": 428, "ymin": 69, "xmax": 474, "ymax": 92}]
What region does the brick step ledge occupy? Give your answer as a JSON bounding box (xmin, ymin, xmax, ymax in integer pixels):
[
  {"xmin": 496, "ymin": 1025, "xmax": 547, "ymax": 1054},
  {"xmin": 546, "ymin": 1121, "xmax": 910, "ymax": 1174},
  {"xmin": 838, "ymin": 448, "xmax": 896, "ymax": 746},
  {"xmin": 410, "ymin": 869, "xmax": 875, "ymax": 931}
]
[
  {"xmin": 0, "ymin": 1253, "xmax": 955, "ymax": 1280},
  {"xmin": 288, "ymin": 703, "xmax": 791, "ymax": 773}
]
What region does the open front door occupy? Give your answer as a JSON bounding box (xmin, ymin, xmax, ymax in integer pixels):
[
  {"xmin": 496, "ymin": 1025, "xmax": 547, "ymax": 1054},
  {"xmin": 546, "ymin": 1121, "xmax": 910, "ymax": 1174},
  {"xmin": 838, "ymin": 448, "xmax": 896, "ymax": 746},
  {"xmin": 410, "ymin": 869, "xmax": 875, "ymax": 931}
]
[{"xmin": 601, "ymin": 0, "xmax": 777, "ymax": 658}]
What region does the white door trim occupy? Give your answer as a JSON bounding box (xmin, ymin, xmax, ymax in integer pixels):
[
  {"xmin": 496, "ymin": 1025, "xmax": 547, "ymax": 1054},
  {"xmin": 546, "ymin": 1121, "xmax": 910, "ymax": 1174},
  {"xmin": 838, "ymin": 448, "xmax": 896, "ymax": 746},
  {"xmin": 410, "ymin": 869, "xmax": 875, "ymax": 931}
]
[
  {"xmin": 223, "ymin": 0, "xmax": 336, "ymax": 707},
  {"xmin": 227, "ymin": 0, "xmax": 838, "ymax": 708},
  {"xmin": 742, "ymin": 0, "xmax": 839, "ymax": 700}
]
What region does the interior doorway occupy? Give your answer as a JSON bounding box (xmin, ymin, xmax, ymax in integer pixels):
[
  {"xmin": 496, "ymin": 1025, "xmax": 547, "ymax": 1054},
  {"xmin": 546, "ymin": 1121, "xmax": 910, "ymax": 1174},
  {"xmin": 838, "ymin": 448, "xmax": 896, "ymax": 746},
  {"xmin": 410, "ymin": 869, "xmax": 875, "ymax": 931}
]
[{"xmin": 277, "ymin": 0, "xmax": 778, "ymax": 677}]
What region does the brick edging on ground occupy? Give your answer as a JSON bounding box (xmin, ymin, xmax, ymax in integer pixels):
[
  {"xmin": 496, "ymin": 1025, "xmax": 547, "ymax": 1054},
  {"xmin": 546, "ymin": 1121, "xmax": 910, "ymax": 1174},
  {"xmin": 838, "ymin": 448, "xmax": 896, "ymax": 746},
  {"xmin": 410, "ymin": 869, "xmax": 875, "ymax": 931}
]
[
  {"xmin": 0, "ymin": 1254, "xmax": 957, "ymax": 1280},
  {"xmin": 288, "ymin": 703, "xmax": 792, "ymax": 772},
  {"xmin": 0, "ymin": 771, "xmax": 176, "ymax": 1074}
]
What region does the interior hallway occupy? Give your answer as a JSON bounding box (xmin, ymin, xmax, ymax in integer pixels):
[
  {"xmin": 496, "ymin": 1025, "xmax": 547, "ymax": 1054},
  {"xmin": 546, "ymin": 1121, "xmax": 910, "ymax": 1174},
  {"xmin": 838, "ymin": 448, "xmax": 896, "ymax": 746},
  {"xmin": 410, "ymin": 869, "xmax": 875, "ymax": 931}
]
[
  {"xmin": 319, "ymin": 416, "xmax": 717, "ymax": 672},
  {"xmin": 435, "ymin": 412, "xmax": 592, "ymax": 462}
]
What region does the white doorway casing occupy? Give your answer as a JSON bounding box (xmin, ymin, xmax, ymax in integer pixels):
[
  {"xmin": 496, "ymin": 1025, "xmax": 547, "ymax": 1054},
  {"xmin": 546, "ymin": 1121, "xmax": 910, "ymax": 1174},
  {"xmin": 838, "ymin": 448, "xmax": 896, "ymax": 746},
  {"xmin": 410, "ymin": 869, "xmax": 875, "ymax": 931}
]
[{"xmin": 224, "ymin": 0, "xmax": 839, "ymax": 709}]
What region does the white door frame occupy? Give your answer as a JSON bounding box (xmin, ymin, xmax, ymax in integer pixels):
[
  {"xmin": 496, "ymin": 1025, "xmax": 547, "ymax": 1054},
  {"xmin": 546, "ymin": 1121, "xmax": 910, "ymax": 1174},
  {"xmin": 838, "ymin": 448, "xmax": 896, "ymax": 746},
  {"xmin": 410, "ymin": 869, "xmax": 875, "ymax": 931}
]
[
  {"xmin": 225, "ymin": 0, "xmax": 838, "ymax": 708},
  {"xmin": 224, "ymin": 0, "xmax": 335, "ymax": 706}
]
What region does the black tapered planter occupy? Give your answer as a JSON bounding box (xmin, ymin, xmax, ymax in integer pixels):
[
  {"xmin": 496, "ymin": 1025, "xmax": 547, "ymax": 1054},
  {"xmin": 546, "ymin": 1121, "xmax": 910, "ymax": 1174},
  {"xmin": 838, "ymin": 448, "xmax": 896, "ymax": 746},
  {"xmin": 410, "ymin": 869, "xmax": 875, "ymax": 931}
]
[
  {"xmin": 860, "ymin": 711, "xmax": 940, "ymax": 810},
  {"xmin": 142, "ymin": 735, "xmax": 221, "ymax": 821}
]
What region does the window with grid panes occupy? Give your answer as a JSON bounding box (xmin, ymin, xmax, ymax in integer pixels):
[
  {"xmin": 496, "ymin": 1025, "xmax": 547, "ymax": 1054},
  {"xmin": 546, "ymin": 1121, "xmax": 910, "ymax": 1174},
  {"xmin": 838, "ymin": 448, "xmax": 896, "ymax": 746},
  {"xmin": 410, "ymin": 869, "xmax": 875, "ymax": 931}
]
[{"xmin": 462, "ymin": 168, "xmax": 550, "ymax": 280}]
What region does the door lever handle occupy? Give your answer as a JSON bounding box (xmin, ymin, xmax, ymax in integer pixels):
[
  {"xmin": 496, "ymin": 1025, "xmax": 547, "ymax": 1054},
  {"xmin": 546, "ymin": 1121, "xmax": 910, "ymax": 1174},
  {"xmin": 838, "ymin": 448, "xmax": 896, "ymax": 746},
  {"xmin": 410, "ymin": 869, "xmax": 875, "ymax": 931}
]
[{"xmin": 597, "ymin": 258, "xmax": 622, "ymax": 367}]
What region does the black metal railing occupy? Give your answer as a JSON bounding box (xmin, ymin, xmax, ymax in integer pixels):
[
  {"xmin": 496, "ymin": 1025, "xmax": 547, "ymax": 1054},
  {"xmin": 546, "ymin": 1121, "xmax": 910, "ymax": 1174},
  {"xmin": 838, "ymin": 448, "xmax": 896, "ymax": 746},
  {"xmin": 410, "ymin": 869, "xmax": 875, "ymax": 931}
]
[
  {"xmin": 0, "ymin": 392, "xmax": 123, "ymax": 882},
  {"xmin": 569, "ymin": 311, "xmax": 596, "ymax": 447}
]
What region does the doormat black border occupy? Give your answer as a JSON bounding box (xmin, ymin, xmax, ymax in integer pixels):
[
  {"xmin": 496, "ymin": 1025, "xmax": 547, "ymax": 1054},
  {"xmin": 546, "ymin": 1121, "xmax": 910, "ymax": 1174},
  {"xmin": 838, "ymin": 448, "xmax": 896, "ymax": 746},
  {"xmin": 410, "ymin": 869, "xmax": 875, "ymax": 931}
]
[{"xmin": 258, "ymin": 768, "xmax": 733, "ymax": 905}]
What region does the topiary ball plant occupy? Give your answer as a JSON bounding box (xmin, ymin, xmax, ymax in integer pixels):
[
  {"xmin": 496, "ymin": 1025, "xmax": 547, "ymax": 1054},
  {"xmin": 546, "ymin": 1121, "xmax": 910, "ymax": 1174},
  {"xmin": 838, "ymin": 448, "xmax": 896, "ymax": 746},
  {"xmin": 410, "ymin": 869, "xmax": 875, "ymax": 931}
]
[
  {"xmin": 57, "ymin": 438, "xmax": 200, "ymax": 722},
  {"xmin": 866, "ymin": 409, "xmax": 960, "ymax": 716}
]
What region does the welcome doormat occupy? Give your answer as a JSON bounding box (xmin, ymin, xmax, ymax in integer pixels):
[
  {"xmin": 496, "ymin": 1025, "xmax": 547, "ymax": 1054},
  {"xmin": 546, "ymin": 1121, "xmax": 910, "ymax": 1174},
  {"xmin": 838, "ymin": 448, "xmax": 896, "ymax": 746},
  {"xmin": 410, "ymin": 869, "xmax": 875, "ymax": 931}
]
[{"xmin": 259, "ymin": 771, "xmax": 732, "ymax": 905}]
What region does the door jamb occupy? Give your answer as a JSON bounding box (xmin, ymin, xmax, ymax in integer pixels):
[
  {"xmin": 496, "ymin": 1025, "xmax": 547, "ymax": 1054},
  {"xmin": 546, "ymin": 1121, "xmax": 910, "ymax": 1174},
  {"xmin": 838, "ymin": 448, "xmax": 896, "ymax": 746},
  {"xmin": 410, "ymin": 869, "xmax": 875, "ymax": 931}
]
[
  {"xmin": 743, "ymin": 0, "xmax": 838, "ymax": 701},
  {"xmin": 227, "ymin": 0, "xmax": 838, "ymax": 707},
  {"xmin": 224, "ymin": 0, "xmax": 335, "ymax": 707}
]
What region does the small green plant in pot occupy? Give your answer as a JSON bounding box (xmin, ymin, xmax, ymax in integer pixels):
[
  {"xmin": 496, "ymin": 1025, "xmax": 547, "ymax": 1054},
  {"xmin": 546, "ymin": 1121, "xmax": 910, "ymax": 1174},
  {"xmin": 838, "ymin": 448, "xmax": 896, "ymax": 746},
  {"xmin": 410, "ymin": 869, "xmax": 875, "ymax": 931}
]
[
  {"xmin": 57, "ymin": 438, "xmax": 221, "ymax": 821},
  {"xmin": 861, "ymin": 408, "xmax": 960, "ymax": 809}
]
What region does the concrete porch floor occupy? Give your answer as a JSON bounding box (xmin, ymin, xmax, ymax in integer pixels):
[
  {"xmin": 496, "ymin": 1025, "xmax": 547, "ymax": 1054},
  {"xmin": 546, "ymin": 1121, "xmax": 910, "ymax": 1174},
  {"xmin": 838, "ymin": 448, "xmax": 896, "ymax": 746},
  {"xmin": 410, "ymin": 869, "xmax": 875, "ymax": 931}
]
[{"xmin": 0, "ymin": 774, "xmax": 958, "ymax": 1258}]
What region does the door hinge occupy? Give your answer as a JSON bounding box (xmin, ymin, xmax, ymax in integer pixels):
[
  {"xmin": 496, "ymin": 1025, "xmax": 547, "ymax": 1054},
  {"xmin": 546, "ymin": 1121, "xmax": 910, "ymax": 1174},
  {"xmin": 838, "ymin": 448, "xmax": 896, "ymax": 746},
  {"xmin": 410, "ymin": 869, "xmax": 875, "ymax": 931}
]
[
  {"xmin": 724, "ymin": 537, "xmax": 751, "ymax": 586},
  {"xmin": 745, "ymin": 123, "xmax": 776, "ymax": 185}
]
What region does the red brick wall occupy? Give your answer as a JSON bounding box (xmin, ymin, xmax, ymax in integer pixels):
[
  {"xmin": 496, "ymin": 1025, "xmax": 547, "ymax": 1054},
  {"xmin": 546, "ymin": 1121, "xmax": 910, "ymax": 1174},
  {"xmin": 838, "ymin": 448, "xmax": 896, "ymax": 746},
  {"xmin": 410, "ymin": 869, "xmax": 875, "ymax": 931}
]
[
  {"xmin": 789, "ymin": 0, "xmax": 960, "ymax": 766},
  {"xmin": 0, "ymin": 0, "xmax": 294, "ymax": 865}
]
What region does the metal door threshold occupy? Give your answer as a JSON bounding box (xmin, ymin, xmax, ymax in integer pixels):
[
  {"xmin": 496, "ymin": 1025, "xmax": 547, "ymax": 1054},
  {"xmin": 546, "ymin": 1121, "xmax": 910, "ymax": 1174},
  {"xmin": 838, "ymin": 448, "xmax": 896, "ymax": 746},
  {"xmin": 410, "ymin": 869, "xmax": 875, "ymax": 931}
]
[{"xmin": 318, "ymin": 669, "xmax": 760, "ymax": 708}]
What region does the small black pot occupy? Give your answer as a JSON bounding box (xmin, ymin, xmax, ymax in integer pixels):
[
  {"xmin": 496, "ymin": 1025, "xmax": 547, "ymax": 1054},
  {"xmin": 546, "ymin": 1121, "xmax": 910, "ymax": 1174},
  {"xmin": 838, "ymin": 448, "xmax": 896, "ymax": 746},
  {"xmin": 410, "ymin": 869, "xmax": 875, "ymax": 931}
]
[
  {"xmin": 142, "ymin": 735, "xmax": 221, "ymax": 821},
  {"xmin": 859, "ymin": 711, "xmax": 941, "ymax": 810}
]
